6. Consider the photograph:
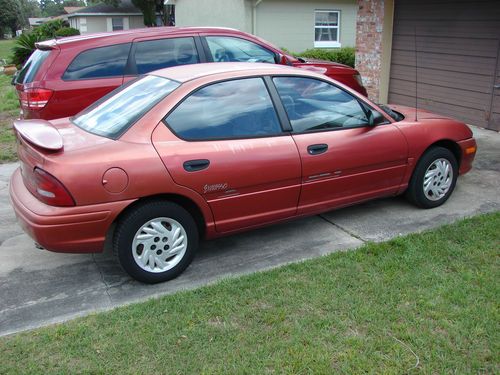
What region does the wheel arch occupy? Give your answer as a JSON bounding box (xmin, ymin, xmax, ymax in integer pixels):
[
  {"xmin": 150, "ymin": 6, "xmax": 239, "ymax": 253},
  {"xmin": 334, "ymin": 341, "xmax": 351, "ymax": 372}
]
[{"xmin": 421, "ymin": 139, "xmax": 461, "ymax": 167}]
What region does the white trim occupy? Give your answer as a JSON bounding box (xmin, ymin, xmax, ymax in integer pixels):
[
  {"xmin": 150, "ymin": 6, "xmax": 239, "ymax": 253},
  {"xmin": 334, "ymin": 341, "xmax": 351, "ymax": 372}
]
[
  {"xmin": 314, "ymin": 10, "xmax": 341, "ymax": 48},
  {"xmin": 69, "ymin": 12, "xmax": 143, "ymax": 17},
  {"xmin": 123, "ymin": 17, "xmax": 129, "ymax": 30},
  {"xmin": 106, "ymin": 17, "xmax": 113, "ymax": 32},
  {"xmin": 314, "ymin": 41, "xmax": 341, "ymax": 48}
]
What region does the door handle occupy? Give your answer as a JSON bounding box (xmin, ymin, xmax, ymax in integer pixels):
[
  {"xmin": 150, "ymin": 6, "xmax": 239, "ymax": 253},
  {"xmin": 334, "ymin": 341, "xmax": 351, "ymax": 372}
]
[
  {"xmin": 183, "ymin": 159, "xmax": 210, "ymax": 172},
  {"xmin": 307, "ymin": 144, "xmax": 328, "ymax": 155}
]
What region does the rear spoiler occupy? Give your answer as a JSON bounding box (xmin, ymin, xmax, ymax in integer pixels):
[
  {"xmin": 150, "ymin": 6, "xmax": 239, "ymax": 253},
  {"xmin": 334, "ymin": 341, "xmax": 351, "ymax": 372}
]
[
  {"xmin": 35, "ymin": 39, "xmax": 58, "ymax": 51},
  {"xmin": 13, "ymin": 120, "xmax": 63, "ymax": 151}
]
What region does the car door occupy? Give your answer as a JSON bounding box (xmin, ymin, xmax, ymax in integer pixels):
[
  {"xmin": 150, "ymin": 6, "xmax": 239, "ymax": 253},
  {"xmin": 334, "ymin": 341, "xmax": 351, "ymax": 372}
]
[
  {"xmin": 152, "ymin": 77, "xmax": 301, "ymax": 232},
  {"xmin": 271, "ymin": 76, "xmax": 409, "ymax": 215},
  {"xmin": 122, "ymin": 35, "xmax": 206, "ymax": 85}
]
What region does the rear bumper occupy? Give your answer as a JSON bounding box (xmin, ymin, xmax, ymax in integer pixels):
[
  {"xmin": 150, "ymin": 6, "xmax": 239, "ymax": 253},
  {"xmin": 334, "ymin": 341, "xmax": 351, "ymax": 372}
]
[
  {"xmin": 9, "ymin": 168, "xmax": 134, "ymax": 253},
  {"xmin": 457, "ymin": 138, "xmax": 477, "ymax": 175}
]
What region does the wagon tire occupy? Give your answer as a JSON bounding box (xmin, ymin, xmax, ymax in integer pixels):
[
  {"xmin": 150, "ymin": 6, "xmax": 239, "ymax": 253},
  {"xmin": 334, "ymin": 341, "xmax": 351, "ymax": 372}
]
[
  {"xmin": 406, "ymin": 146, "xmax": 458, "ymax": 208},
  {"xmin": 113, "ymin": 200, "xmax": 198, "ymax": 283}
]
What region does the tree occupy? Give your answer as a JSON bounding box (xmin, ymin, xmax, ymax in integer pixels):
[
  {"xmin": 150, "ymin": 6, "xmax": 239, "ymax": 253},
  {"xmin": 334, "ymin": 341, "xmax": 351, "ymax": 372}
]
[
  {"xmin": 0, "ymin": 0, "xmax": 20, "ymax": 36},
  {"xmin": 18, "ymin": 0, "xmax": 42, "ymax": 29}
]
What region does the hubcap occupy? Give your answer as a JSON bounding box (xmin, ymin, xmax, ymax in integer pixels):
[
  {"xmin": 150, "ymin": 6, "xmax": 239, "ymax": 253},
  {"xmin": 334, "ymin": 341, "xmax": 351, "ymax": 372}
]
[
  {"xmin": 132, "ymin": 217, "xmax": 187, "ymax": 273},
  {"xmin": 423, "ymin": 158, "xmax": 453, "ymax": 201}
]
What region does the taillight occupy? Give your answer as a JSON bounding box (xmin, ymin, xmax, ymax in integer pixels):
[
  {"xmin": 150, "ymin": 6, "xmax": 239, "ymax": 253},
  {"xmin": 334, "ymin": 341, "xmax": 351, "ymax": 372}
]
[
  {"xmin": 18, "ymin": 88, "xmax": 53, "ymax": 111},
  {"xmin": 32, "ymin": 168, "xmax": 75, "ymax": 207}
]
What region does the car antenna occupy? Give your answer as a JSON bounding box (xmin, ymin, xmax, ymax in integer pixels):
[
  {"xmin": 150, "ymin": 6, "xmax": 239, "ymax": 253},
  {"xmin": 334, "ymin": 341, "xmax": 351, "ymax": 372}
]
[{"xmin": 414, "ymin": 25, "xmax": 418, "ymax": 122}]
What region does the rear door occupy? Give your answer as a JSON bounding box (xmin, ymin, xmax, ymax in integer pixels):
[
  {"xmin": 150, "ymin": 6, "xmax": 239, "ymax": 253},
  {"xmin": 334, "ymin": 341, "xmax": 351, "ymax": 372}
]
[
  {"xmin": 271, "ymin": 76, "xmax": 408, "ymax": 214},
  {"xmin": 152, "ymin": 77, "xmax": 301, "ymax": 232},
  {"xmin": 122, "ymin": 34, "xmax": 205, "ymax": 85}
]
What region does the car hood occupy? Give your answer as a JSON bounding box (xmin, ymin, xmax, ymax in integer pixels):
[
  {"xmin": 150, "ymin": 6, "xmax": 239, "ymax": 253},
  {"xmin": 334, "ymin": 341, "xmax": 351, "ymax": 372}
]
[{"xmin": 388, "ymin": 105, "xmax": 454, "ymax": 120}]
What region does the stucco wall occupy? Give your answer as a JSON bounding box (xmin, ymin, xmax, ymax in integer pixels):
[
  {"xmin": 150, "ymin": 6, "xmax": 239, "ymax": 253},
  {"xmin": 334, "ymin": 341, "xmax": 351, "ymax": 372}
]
[
  {"xmin": 255, "ymin": 0, "xmax": 358, "ymax": 52},
  {"xmin": 129, "ymin": 15, "xmax": 146, "ymax": 29},
  {"xmin": 175, "ymin": 0, "xmax": 252, "ymax": 32}
]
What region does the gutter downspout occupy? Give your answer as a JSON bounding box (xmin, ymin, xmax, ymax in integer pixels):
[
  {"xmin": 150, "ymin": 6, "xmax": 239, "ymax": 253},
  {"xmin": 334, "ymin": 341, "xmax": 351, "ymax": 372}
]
[{"xmin": 253, "ymin": 0, "xmax": 263, "ymax": 35}]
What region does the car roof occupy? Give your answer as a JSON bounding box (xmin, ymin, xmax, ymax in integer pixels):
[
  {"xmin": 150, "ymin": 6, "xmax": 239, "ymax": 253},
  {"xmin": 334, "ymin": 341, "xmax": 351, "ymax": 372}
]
[
  {"xmin": 149, "ymin": 62, "xmax": 318, "ymax": 83},
  {"xmin": 37, "ymin": 26, "xmax": 242, "ymax": 49}
]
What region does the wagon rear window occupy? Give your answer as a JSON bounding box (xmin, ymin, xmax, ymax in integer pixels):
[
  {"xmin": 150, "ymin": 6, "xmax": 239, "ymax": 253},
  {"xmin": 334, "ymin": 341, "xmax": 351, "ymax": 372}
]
[{"xmin": 73, "ymin": 75, "xmax": 179, "ymax": 138}]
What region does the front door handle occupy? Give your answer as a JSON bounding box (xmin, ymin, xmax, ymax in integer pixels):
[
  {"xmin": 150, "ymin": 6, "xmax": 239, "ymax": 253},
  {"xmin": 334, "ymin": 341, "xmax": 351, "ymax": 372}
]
[
  {"xmin": 307, "ymin": 144, "xmax": 328, "ymax": 155},
  {"xmin": 183, "ymin": 159, "xmax": 210, "ymax": 172}
]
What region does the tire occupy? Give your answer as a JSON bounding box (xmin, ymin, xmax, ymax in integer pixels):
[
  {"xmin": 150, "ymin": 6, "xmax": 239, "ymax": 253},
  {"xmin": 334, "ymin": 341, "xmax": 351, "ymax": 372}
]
[
  {"xmin": 113, "ymin": 200, "xmax": 198, "ymax": 283},
  {"xmin": 406, "ymin": 146, "xmax": 458, "ymax": 209}
]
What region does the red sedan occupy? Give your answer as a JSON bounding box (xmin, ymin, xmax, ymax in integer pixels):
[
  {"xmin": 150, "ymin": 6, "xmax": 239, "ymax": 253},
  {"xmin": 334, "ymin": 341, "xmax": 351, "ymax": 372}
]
[{"xmin": 10, "ymin": 63, "xmax": 477, "ymax": 283}]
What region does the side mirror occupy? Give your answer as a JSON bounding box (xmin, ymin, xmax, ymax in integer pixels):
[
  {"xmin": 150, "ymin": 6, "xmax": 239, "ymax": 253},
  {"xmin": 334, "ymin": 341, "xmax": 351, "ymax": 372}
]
[
  {"xmin": 368, "ymin": 109, "xmax": 386, "ymax": 126},
  {"xmin": 275, "ymin": 53, "xmax": 291, "ymax": 66}
]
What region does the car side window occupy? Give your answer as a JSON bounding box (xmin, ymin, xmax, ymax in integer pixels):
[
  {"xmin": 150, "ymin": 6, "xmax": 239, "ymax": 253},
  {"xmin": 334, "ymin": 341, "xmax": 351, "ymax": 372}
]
[
  {"xmin": 205, "ymin": 36, "xmax": 276, "ymax": 63},
  {"xmin": 165, "ymin": 78, "xmax": 283, "ymax": 140},
  {"xmin": 273, "ymin": 76, "xmax": 372, "ymax": 132},
  {"xmin": 63, "ymin": 43, "xmax": 131, "ymax": 80},
  {"xmin": 134, "ymin": 37, "xmax": 200, "ymax": 75}
]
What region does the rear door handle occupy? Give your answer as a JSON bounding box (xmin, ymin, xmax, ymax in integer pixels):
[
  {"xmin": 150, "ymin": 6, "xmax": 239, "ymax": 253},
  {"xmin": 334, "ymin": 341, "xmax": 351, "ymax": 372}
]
[
  {"xmin": 183, "ymin": 159, "xmax": 210, "ymax": 172},
  {"xmin": 307, "ymin": 144, "xmax": 328, "ymax": 155}
]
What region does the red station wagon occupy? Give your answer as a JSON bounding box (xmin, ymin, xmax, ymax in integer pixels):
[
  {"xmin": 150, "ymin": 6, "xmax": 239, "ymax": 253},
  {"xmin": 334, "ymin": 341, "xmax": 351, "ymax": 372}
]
[
  {"xmin": 10, "ymin": 63, "xmax": 476, "ymax": 283},
  {"xmin": 13, "ymin": 27, "xmax": 367, "ymax": 120}
]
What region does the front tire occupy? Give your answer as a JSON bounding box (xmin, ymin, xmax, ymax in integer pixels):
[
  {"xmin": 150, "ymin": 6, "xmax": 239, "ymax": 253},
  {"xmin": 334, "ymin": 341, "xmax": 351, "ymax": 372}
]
[
  {"xmin": 406, "ymin": 147, "xmax": 458, "ymax": 208},
  {"xmin": 113, "ymin": 201, "xmax": 198, "ymax": 283}
]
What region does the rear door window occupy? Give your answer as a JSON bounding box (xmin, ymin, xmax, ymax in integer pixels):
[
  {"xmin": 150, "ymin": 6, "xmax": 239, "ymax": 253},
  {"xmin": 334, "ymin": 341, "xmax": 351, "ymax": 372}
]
[
  {"xmin": 164, "ymin": 77, "xmax": 282, "ymax": 140},
  {"xmin": 62, "ymin": 43, "xmax": 131, "ymax": 80},
  {"xmin": 15, "ymin": 49, "xmax": 51, "ymax": 84},
  {"xmin": 134, "ymin": 37, "xmax": 199, "ymax": 74}
]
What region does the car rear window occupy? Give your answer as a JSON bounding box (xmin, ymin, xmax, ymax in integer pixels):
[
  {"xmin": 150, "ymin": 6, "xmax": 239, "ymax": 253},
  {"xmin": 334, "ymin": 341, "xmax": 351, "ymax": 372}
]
[
  {"xmin": 15, "ymin": 49, "xmax": 51, "ymax": 84},
  {"xmin": 63, "ymin": 43, "xmax": 131, "ymax": 80},
  {"xmin": 72, "ymin": 75, "xmax": 179, "ymax": 139}
]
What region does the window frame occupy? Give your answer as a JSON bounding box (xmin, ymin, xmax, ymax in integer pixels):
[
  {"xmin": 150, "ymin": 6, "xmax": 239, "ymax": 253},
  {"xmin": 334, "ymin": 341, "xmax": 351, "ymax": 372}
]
[
  {"xmin": 314, "ymin": 10, "xmax": 341, "ymax": 48},
  {"xmin": 62, "ymin": 42, "xmax": 132, "ymax": 81},
  {"xmin": 111, "ymin": 17, "xmax": 124, "ymax": 31},
  {"xmin": 162, "ymin": 75, "xmax": 290, "ymax": 142},
  {"xmin": 201, "ymin": 35, "xmax": 279, "ymax": 64},
  {"xmin": 270, "ymin": 74, "xmax": 391, "ymax": 134}
]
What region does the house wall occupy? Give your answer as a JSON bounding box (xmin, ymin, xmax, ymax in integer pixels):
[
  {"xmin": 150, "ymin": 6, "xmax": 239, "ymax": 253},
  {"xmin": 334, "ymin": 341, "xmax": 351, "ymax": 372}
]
[
  {"xmin": 69, "ymin": 15, "xmax": 145, "ymax": 34},
  {"xmin": 129, "ymin": 15, "xmax": 146, "ymax": 29},
  {"xmin": 175, "ymin": 0, "xmax": 252, "ymax": 32},
  {"xmin": 255, "ymin": 0, "xmax": 358, "ymax": 53}
]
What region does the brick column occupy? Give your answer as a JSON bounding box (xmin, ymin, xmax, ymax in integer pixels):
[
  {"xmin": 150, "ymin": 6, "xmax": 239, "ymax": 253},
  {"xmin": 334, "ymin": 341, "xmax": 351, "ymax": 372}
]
[{"xmin": 355, "ymin": 0, "xmax": 386, "ymax": 102}]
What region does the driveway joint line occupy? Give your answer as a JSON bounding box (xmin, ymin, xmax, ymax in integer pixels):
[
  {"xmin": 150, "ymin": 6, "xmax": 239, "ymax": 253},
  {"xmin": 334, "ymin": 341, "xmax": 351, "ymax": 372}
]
[
  {"xmin": 318, "ymin": 214, "xmax": 367, "ymax": 243},
  {"xmin": 92, "ymin": 254, "xmax": 113, "ymax": 303}
]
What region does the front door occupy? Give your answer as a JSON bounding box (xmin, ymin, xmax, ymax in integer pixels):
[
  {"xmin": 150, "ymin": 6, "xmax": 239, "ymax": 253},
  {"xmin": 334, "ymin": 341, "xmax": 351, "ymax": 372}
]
[
  {"xmin": 271, "ymin": 76, "xmax": 408, "ymax": 215},
  {"xmin": 152, "ymin": 77, "xmax": 301, "ymax": 232}
]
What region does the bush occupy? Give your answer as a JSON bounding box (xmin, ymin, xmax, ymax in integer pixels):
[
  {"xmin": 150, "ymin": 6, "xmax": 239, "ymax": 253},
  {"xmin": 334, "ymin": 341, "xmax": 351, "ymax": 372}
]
[
  {"xmin": 281, "ymin": 47, "xmax": 356, "ymax": 68},
  {"xmin": 11, "ymin": 20, "xmax": 78, "ymax": 66},
  {"xmin": 298, "ymin": 47, "xmax": 356, "ymax": 68},
  {"xmin": 11, "ymin": 32, "xmax": 43, "ymax": 66},
  {"xmin": 54, "ymin": 27, "xmax": 80, "ymax": 38}
]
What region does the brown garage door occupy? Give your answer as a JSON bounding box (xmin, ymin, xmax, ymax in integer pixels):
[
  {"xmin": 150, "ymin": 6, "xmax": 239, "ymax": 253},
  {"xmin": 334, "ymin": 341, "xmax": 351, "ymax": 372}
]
[{"xmin": 388, "ymin": 0, "xmax": 500, "ymax": 131}]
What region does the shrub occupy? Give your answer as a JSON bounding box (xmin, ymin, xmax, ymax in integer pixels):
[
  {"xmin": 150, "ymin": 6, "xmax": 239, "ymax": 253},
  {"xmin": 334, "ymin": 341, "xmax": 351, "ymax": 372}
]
[
  {"xmin": 298, "ymin": 47, "xmax": 356, "ymax": 68},
  {"xmin": 55, "ymin": 27, "xmax": 80, "ymax": 38},
  {"xmin": 35, "ymin": 19, "xmax": 67, "ymax": 40},
  {"xmin": 11, "ymin": 32, "xmax": 43, "ymax": 66}
]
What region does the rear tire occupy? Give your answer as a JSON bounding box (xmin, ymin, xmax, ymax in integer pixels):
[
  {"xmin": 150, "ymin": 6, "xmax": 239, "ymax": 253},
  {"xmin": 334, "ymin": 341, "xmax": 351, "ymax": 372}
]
[
  {"xmin": 113, "ymin": 200, "xmax": 198, "ymax": 283},
  {"xmin": 406, "ymin": 147, "xmax": 458, "ymax": 208}
]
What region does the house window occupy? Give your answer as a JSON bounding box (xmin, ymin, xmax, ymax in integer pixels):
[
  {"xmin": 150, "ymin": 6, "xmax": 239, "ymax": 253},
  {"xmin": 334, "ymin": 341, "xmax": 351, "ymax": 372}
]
[
  {"xmin": 112, "ymin": 18, "xmax": 124, "ymax": 31},
  {"xmin": 314, "ymin": 10, "xmax": 341, "ymax": 48}
]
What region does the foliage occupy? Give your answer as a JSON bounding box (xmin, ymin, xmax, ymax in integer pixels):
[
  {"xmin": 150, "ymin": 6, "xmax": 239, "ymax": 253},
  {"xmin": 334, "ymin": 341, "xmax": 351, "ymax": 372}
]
[
  {"xmin": 0, "ymin": 74, "xmax": 19, "ymax": 162},
  {"xmin": 0, "ymin": 0, "xmax": 20, "ymax": 36},
  {"xmin": 0, "ymin": 212, "xmax": 498, "ymax": 372},
  {"xmin": 283, "ymin": 46, "xmax": 356, "ymax": 68},
  {"xmin": 11, "ymin": 31, "xmax": 42, "ymax": 66},
  {"xmin": 54, "ymin": 27, "xmax": 80, "ymax": 38},
  {"xmin": 132, "ymin": 0, "xmax": 157, "ymax": 27},
  {"xmin": 35, "ymin": 19, "xmax": 67, "ymax": 39}
]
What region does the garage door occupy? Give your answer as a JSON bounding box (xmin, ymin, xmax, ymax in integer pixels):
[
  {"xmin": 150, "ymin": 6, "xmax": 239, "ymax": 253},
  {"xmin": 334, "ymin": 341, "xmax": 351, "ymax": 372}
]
[{"xmin": 388, "ymin": 0, "xmax": 500, "ymax": 131}]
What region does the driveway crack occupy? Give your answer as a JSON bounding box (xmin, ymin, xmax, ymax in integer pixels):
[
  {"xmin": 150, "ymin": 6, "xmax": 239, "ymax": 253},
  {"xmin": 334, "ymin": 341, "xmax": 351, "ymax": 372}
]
[
  {"xmin": 318, "ymin": 214, "xmax": 367, "ymax": 243},
  {"xmin": 92, "ymin": 254, "xmax": 113, "ymax": 304}
]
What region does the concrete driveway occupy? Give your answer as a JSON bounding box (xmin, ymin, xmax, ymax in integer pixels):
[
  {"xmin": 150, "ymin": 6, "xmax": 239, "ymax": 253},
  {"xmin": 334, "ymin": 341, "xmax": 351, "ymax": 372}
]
[{"xmin": 1, "ymin": 127, "xmax": 498, "ymax": 337}]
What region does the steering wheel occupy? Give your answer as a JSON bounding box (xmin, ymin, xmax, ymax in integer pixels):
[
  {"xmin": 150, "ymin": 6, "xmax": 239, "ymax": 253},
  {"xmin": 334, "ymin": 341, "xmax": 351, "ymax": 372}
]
[{"xmin": 214, "ymin": 49, "xmax": 229, "ymax": 62}]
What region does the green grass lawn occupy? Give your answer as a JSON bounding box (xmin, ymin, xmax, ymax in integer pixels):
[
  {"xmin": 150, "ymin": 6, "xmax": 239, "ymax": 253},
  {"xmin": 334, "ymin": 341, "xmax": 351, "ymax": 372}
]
[
  {"xmin": 0, "ymin": 74, "xmax": 18, "ymax": 162},
  {"xmin": 0, "ymin": 39, "xmax": 15, "ymax": 62},
  {"xmin": 1, "ymin": 212, "xmax": 498, "ymax": 373}
]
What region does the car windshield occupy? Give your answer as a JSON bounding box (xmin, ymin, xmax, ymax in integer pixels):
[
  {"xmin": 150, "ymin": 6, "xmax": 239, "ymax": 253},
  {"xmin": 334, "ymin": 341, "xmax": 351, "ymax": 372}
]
[{"xmin": 73, "ymin": 75, "xmax": 180, "ymax": 138}]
